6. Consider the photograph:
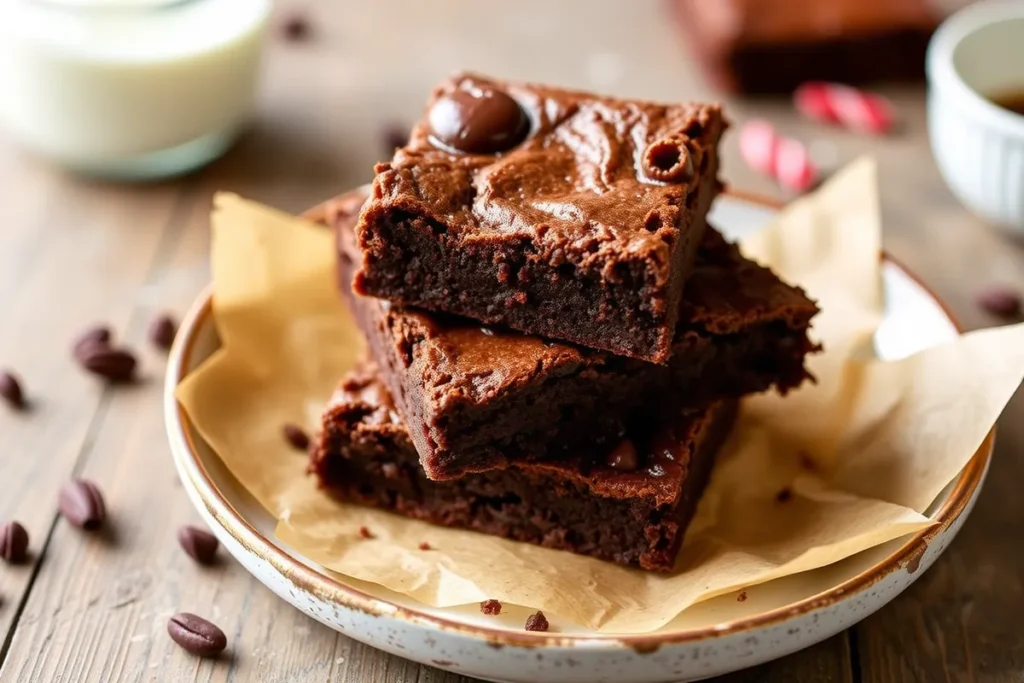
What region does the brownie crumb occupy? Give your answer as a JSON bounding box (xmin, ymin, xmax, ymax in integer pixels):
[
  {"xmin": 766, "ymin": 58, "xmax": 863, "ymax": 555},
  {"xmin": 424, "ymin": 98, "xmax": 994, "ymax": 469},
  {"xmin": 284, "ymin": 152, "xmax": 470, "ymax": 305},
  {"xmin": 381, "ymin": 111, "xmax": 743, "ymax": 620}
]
[
  {"xmin": 418, "ymin": 542, "xmax": 432, "ymax": 551},
  {"xmin": 737, "ymin": 591, "xmax": 748, "ymax": 602},
  {"xmin": 977, "ymin": 285, "xmax": 1022, "ymax": 318},
  {"xmin": 524, "ymin": 611, "xmax": 549, "ymax": 632},
  {"xmin": 358, "ymin": 526, "xmax": 373, "ymax": 539},
  {"xmin": 283, "ymin": 423, "xmax": 310, "ymax": 451},
  {"xmin": 480, "ymin": 599, "xmax": 502, "ymax": 616},
  {"xmin": 775, "ymin": 487, "xmax": 792, "ymax": 503}
]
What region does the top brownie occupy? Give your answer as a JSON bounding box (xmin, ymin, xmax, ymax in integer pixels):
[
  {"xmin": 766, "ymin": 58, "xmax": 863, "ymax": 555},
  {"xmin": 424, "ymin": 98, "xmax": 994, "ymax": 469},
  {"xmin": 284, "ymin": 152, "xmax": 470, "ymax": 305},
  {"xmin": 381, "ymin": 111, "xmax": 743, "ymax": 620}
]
[{"xmin": 354, "ymin": 73, "xmax": 727, "ymax": 363}]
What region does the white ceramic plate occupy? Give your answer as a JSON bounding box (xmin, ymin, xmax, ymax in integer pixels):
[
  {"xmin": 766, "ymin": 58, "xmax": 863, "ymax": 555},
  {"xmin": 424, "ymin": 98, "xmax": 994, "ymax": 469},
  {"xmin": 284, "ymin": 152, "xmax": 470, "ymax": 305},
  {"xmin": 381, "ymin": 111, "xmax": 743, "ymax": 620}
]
[{"xmin": 164, "ymin": 192, "xmax": 992, "ymax": 683}]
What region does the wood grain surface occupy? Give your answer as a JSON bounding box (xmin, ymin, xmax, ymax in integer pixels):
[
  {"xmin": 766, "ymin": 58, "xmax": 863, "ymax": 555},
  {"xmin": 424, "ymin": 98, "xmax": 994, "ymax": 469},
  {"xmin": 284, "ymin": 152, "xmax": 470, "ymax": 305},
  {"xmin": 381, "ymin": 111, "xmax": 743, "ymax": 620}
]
[{"xmin": 0, "ymin": 1, "xmax": 1021, "ymax": 681}]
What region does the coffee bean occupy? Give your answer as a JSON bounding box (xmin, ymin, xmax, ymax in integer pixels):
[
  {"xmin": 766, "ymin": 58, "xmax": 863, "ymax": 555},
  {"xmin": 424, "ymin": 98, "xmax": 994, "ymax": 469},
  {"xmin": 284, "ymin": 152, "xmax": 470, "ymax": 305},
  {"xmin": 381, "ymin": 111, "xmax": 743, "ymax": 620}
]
[
  {"xmin": 0, "ymin": 371, "xmax": 25, "ymax": 409},
  {"xmin": 0, "ymin": 521, "xmax": 29, "ymax": 563},
  {"xmin": 977, "ymin": 286, "xmax": 1021, "ymax": 318},
  {"xmin": 177, "ymin": 525, "xmax": 219, "ymax": 565},
  {"xmin": 148, "ymin": 314, "xmax": 178, "ymax": 352},
  {"xmin": 428, "ymin": 88, "xmax": 528, "ymax": 154},
  {"xmin": 606, "ymin": 439, "xmax": 639, "ymax": 471},
  {"xmin": 58, "ymin": 479, "xmax": 106, "ymax": 530},
  {"xmin": 380, "ymin": 123, "xmax": 409, "ymax": 156},
  {"xmin": 524, "ymin": 611, "xmax": 549, "ymax": 632},
  {"xmin": 280, "ymin": 13, "xmax": 311, "ymax": 41},
  {"xmin": 72, "ymin": 325, "xmax": 112, "ymax": 360},
  {"xmin": 167, "ymin": 613, "xmax": 227, "ymax": 657},
  {"xmin": 283, "ymin": 423, "xmax": 309, "ymax": 451},
  {"xmin": 79, "ymin": 346, "xmax": 137, "ymax": 383}
]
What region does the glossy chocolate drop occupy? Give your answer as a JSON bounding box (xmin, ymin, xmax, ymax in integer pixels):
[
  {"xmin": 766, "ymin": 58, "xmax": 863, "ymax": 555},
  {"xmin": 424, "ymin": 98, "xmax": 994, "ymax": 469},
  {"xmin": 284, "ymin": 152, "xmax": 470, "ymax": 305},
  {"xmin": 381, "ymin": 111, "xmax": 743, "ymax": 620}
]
[{"xmin": 428, "ymin": 88, "xmax": 528, "ymax": 154}]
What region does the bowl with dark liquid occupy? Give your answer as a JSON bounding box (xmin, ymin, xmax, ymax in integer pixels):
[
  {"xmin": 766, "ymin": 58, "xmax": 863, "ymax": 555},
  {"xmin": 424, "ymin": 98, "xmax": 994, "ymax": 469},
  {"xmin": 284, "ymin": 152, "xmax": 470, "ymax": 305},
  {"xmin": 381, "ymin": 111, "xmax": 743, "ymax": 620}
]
[{"xmin": 927, "ymin": 0, "xmax": 1024, "ymax": 232}]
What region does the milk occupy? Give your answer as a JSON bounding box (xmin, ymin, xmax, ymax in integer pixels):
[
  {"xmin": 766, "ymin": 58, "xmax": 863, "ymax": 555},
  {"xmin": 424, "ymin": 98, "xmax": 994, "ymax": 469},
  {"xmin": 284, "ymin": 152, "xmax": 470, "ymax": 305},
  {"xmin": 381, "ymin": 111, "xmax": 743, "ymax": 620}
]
[{"xmin": 0, "ymin": 0, "xmax": 272, "ymax": 179}]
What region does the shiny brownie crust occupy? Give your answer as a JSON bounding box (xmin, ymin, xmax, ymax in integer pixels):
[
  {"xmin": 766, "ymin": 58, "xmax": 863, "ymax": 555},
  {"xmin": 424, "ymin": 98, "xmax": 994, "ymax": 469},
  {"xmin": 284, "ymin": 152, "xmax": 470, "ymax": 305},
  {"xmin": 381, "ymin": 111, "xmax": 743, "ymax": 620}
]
[
  {"xmin": 310, "ymin": 363, "xmax": 737, "ymax": 571},
  {"xmin": 333, "ymin": 189, "xmax": 818, "ymax": 481},
  {"xmin": 354, "ymin": 73, "xmax": 727, "ymax": 363}
]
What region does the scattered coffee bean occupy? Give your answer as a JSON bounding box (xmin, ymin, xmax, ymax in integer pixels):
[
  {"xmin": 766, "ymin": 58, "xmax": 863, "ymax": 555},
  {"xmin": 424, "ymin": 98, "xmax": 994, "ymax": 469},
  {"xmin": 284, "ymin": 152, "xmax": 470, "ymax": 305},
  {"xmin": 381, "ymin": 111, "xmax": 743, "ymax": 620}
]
[
  {"xmin": 58, "ymin": 479, "xmax": 106, "ymax": 530},
  {"xmin": 775, "ymin": 487, "xmax": 792, "ymax": 503},
  {"xmin": 480, "ymin": 599, "xmax": 502, "ymax": 616},
  {"xmin": 977, "ymin": 285, "xmax": 1021, "ymax": 318},
  {"xmin": 0, "ymin": 521, "xmax": 29, "ymax": 564},
  {"xmin": 79, "ymin": 346, "xmax": 137, "ymax": 383},
  {"xmin": 606, "ymin": 439, "xmax": 639, "ymax": 471},
  {"xmin": 428, "ymin": 87, "xmax": 528, "ymax": 154},
  {"xmin": 167, "ymin": 612, "xmax": 227, "ymax": 657},
  {"xmin": 148, "ymin": 314, "xmax": 178, "ymax": 352},
  {"xmin": 280, "ymin": 13, "xmax": 311, "ymax": 41},
  {"xmin": 178, "ymin": 525, "xmax": 219, "ymax": 565},
  {"xmin": 381, "ymin": 123, "xmax": 409, "ymax": 155},
  {"xmin": 282, "ymin": 423, "xmax": 309, "ymax": 451},
  {"xmin": 358, "ymin": 526, "xmax": 373, "ymax": 539},
  {"xmin": 418, "ymin": 541, "xmax": 431, "ymax": 551},
  {"xmin": 72, "ymin": 325, "xmax": 112, "ymax": 360},
  {"xmin": 0, "ymin": 371, "xmax": 25, "ymax": 409},
  {"xmin": 524, "ymin": 611, "xmax": 549, "ymax": 632}
]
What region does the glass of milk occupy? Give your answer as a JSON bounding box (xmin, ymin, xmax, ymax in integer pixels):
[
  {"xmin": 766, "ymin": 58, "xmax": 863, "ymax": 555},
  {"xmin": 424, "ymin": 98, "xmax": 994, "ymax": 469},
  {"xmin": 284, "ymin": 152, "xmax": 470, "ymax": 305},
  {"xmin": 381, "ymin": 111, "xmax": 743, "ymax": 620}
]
[{"xmin": 0, "ymin": 0, "xmax": 272, "ymax": 180}]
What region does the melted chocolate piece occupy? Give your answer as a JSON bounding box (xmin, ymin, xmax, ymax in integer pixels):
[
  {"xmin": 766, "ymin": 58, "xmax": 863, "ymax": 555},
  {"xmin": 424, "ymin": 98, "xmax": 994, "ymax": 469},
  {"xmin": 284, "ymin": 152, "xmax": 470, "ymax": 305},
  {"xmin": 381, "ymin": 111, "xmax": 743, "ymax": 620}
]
[{"xmin": 428, "ymin": 87, "xmax": 528, "ymax": 154}]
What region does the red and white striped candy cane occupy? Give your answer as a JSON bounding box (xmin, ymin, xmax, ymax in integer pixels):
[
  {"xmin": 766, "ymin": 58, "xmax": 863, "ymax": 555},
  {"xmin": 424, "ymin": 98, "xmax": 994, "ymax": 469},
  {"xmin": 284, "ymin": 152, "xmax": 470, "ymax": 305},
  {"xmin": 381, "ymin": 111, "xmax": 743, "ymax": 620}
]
[
  {"xmin": 793, "ymin": 81, "xmax": 896, "ymax": 135},
  {"xmin": 738, "ymin": 119, "xmax": 818, "ymax": 193}
]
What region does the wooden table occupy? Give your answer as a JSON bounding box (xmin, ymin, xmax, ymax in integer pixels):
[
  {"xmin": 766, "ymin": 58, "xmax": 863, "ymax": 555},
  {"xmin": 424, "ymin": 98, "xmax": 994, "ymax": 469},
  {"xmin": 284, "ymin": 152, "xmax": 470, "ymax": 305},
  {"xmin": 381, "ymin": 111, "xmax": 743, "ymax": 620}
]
[{"xmin": 1, "ymin": 2, "xmax": 1022, "ymax": 681}]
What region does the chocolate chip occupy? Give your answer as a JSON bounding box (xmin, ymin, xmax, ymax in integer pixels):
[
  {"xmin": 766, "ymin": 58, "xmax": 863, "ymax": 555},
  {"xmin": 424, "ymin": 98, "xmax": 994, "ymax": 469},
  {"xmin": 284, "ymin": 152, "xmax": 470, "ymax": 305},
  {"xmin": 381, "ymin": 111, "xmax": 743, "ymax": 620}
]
[
  {"xmin": 737, "ymin": 591, "xmax": 748, "ymax": 602},
  {"xmin": 79, "ymin": 346, "xmax": 137, "ymax": 383},
  {"xmin": 775, "ymin": 487, "xmax": 792, "ymax": 504},
  {"xmin": 428, "ymin": 88, "xmax": 528, "ymax": 154},
  {"xmin": 178, "ymin": 525, "xmax": 219, "ymax": 565},
  {"xmin": 977, "ymin": 285, "xmax": 1021, "ymax": 318},
  {"xmin": 524, "ymin": 611, "xmax": 549, "ymax": 632},
  {"xmin": 148, "ymin": 314, "xmax": 178, "ymax": 352},
  {"xmin": 72, "ymin": 325, "xmax": 112, "ymax": 360},
  {"xmin": 0, "ymin": 371, "xmax": 25, "ymax": 409},
  {"xmin": 606, "ymin": 439, "xmax": 639, "ymax": 471},
  {"xmin": 58, "ymin": 479, "xmax": 106, "ymax": 530},
  {"xmin": 280, "ymin": 13, "xmax": 311, "ymax": 42},
  {"xmin": 358, "ymin": 526, "xmax": 373, "ymax": 539},
  {"xmin": 480, "ymin": 599, "xmax": 502, "ymax": 615},
  {"xmin": 418, "ymin": 541, "xmax": 432, "ymax": 551},
  {"xmin": 0, "ymin": 521, "xmax": 29, "ymax": 564},
  {"xmin": 643, "ymin": 136, "xmax": 695, "ymax": 184},
  {"xmin": 167, "ymin": 613, "xmax": 227, "ymax": 657},
  {"xmin": 283, "ymin": 423, "xmax": 310, "ymax": 451}
]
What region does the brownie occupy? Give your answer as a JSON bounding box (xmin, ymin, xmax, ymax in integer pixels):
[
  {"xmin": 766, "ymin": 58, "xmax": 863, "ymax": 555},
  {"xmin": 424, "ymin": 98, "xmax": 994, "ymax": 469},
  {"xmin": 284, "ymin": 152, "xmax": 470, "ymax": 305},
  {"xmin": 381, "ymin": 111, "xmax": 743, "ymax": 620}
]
[
  {"xmin": 353, "ymin": 72, "xmax": 727, "ymax": 363},
  {"xmin": 332, "ymin": 188, "xmax": 818, "ymax": 481},
  {"xmin": 310, "ymin": 362, "xmax": 737, "ymax": 571},
  {"xmin": 669, "ymin": 0, "xmax": 939, "ymax": 94}
]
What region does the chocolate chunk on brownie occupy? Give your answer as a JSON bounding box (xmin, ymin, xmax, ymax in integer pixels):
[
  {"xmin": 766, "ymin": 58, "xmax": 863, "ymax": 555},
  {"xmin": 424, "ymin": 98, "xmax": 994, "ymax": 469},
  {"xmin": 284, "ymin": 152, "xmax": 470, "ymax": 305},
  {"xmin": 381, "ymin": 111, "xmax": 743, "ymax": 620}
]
[
  {"xmin": 353, "ymin": 72, "xmax": 727, "ymax": 363},
  {"xmin": 669, "ymin": 0, "xmax": 939, "ymax": 94},
  {"xmin": 333, "ymin": 188, "xmax": 818, "ymax": 481},
  {"xmin": 310, "ymin": 362, "xmax": 737, "ymax": 572}
]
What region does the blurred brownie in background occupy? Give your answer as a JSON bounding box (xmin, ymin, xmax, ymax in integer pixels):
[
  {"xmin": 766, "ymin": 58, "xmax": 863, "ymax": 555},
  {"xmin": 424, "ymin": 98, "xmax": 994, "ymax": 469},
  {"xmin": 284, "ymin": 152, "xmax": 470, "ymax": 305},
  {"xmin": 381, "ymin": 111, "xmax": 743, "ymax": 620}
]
[{"xmin": 669, "ymin": 0, "xmax": 940, "ymax": 94}]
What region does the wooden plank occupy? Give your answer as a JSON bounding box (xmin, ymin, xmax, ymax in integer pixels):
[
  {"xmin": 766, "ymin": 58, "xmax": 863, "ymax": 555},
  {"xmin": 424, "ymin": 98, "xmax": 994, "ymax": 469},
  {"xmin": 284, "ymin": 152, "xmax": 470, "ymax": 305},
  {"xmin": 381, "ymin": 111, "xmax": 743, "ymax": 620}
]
[
  {"xmin": 0, "ymin": 151, "xmax": 185, "ymax": 643},
  {"xmin": 712, "ymin": 633, "xmax": 853, "ymax": 683}
]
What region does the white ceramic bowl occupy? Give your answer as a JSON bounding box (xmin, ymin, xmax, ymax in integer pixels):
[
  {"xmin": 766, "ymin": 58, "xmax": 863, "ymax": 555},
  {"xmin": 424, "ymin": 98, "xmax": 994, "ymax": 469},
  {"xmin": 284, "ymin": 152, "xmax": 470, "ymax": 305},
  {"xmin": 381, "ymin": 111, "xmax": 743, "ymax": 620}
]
[
  {"xmin": 927, "ymin": 0, "xmax": 1024, "ymax": 231},
  {"xmin": 165, "ymin": 192, "xmax": 993, "ymax": 683}
]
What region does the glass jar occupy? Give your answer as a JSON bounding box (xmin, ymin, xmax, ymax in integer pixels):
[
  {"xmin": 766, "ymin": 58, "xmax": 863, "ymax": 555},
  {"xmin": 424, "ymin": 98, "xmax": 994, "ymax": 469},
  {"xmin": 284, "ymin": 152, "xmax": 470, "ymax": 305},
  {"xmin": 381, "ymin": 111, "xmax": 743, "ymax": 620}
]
[{"xmin": 0, "ymin": 0, "xmax": 272, "ymax": 180}]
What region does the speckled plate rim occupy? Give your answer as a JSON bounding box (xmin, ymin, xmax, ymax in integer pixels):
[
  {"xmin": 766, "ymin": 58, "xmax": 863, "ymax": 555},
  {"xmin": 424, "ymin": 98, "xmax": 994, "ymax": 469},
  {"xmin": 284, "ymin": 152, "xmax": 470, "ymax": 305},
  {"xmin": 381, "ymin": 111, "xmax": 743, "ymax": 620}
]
[{"xmin": 165, "ymin": 188, "xmax": 993, "ymax": 651}]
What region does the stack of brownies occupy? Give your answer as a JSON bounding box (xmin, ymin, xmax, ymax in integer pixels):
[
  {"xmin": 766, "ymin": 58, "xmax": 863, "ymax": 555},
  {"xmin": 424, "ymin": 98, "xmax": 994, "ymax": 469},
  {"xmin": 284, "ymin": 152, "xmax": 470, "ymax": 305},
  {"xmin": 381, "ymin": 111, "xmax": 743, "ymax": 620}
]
[{"xmin": 311, "ymin": 73, "xmax": 820, "ymax": 572}]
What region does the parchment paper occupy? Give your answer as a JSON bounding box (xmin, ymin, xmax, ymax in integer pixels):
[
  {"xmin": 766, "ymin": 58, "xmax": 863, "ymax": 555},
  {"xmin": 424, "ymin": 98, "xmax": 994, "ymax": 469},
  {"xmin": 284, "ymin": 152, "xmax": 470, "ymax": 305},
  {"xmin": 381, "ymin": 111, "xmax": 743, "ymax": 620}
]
[{"xmin": 176, "ymin": 158, "xmax": 1024, "ymax": 633}]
